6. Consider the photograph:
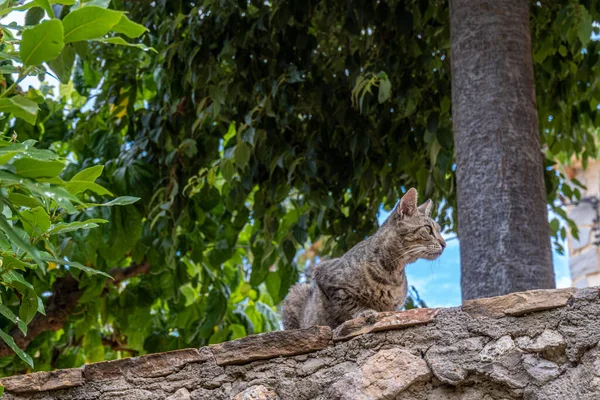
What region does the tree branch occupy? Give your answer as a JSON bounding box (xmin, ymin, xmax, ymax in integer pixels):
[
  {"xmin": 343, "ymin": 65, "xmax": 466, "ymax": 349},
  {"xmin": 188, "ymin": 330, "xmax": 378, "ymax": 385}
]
[{"xmin": 0, "ymin": 260, "xmax": 150, "ymax": 358}]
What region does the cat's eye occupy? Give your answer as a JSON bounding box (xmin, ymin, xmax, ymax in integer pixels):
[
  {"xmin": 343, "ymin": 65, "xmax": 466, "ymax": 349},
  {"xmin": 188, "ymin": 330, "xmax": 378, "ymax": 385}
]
[{"xmin": 426, "ymin": 226, "xmax": 434, "ymax": 235}]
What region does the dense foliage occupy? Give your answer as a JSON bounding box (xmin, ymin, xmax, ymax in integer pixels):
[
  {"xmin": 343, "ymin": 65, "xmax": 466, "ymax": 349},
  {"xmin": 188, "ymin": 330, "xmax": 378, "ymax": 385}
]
[
  {"xmin": 0, "ymin": 0, "xmax": 598, "ymax": 377},
  {"xmin": 0, "ymin": 0, "xmax": 150, "ymax": 376}
]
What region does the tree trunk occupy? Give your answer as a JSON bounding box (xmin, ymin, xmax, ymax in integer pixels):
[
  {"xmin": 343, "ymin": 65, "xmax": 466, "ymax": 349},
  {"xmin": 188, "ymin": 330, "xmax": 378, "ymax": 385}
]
[{"xmin": 450, "ymin": 0, "xmax": 555, "ymax": 300}]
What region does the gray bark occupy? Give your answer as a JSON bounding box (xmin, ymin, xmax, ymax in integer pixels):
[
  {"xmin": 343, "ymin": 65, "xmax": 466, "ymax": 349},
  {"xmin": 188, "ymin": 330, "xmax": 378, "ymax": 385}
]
[{"xmin": 450, "ymin": 0, "xmax": 554, "ymax": 299}]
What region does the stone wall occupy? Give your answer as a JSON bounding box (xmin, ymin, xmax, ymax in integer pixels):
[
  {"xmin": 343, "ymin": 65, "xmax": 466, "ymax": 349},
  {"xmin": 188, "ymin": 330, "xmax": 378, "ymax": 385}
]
[{"xmin": 2, "ymin": 287, "xmax": 600, "ymax": 400}]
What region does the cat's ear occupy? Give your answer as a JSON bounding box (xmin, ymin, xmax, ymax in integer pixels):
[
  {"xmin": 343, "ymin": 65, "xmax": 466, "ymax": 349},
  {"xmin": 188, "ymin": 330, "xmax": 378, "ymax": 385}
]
[
  {"xmin": 418, "ymin": 199, "xmax": 433, "ymax": 216},
  {"xmin": 397, "ymin": 188, "xmax": 418, "ymax": 218}
]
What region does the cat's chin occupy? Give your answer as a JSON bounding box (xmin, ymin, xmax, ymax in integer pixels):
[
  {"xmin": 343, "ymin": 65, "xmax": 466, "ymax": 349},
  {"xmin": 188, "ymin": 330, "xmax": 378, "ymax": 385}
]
[{"xmin": 422, "ymin": 250, "xmax": 443, "ymax": 260}]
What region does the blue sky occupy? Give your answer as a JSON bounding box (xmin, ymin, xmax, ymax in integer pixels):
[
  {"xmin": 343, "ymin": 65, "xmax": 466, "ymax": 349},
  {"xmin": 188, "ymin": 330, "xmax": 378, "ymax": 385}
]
[{"xmin": 377, "ymin": 207, "xmax": 572, "ymax": 308}]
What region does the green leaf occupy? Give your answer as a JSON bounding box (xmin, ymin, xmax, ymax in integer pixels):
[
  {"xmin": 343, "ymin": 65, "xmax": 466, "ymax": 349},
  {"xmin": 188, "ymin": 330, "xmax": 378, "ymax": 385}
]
[
  {"xmin": 1, "ymin": 254, "xmax": 35, "ymax": 271},
  {"xmin": 0, "ymin": 329, "xmax": 33, "ymax": 367},
  {"xmin": 558, "ymin": 45, "xmax": 567, "ymax": 57},
  {"xmin": 578, "ymin": 9, "xmax": 593, "ymax": 47},
  {"xmin": 101, "ymin": 196, "xmax": 140, "ymax": 206},
  {"xmin": 64, "ymin": 165, "xmax": 113, "ymax": 195},
  {"xmin": 112, "ymin": 14, "xmax": 147, "ymax": 38},
  {"xmin": 46, "ymin": 45, "xmax": 76, "ymax": 84},
  {"xmin": 82, "ymin": 329, "xmax": 104, "ymax": 363},
  {"xmin": 20, "ymin": 19, "xmax": 64, "ymax": 65},
  {"xmin": 0, "ymin": 96, "xmax": 38, "ymax": 125},
  {"xmin": 33, "ymin": 0, "xmax": 53, "ymax": 18},
  {"xmin": 20, "ymin": 206, "xmax": 51, "ymax": 237},
  {"xmin": 0, "ymin": 2, "xmax": 36, "ymax": 18},
  {"xmin": 18, "ymin": 289, "xmax": 38, "ymax": 325},
  {"xmin": 234, "ymin": 142, "xmax": 251, "ymax": 169},
  {"xmin": 281, "ymin": 239, "xmax": 296, "ymax": 263},
  {"xmin": 0, "ymin": 304, "xmax": 27, "ymax": 335},
  {"xmin": 441, "ymin": 96, "xmax": 451, "ymax": 113},
  {"xmin": 66, "ymin": 181, "xmax": 112, "ymax": 196},
  {"xmin": 0, "ymin": 216, "xmax": 41, "ymax": 266},
  {"xmin": 13, "ymin": 158, "xmax": 65, "ymax": 178},
  {"xmin": 0, "ymin": 141, "xmax": 59, "ymax": 164},
  {"xmin": 25, "ymin": 7, "xmax": 45, "ymax": 26},
  {"xmin": 62, "ymin": 6, "xmax": 123, "ymax": 43},
  {"xmin": 198, "ymin": 289, "xmax": 227, "ymax": 339},
  {"xmin": 221, "ymin": 159, "xmax": 234, "ymax": 181},
  {"xmin": 90, "ymin": 37, "xmax": 155, "ymax": 52},
  {"xmin": 47, "ymin": 219, "xmax": 108, "ymax": 235},
  {"xmin": 72, "ymin": 0, "xmax": 111, "ymax": 8},
  {"xmin": 549, "ymin": 218, "xmax": 560, "ymax": 233},
  {"xmin": 40, "ymin": 255, "xmax": 112, "ymax": 278},
  {"xmin": 2, "ymin": 270, "xmax": 35, "ymax": 293},
  {"xmin": 229, "ymin": 323, "xmax": 246, "ymax": 340},
  {"xmin": 378, "ymin": 76, "xmax": 392, "ymax": 104},
  {"xmin": 70, "ymin": 165, "xmax": 103, "ymax": 182}
]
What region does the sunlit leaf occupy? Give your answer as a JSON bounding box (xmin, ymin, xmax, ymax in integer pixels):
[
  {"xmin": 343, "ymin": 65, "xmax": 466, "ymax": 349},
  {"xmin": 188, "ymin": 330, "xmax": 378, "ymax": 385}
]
[
  {"xmin": 112, "ymin": 14, "xmax": 147, "ymax": 38},
  {"xmin": 13, "ymin": 158, "xmax": 65, "ymax": 178},
  {"xmin": 0, "ymin": 96, "xmax": 38, "ymax": 125},
  {"xmin": 62, "ymin": 6, "xmax": 122, "ymax": 43},
  {"xmin": 20, "ymin": 19, "xmax": 64, "ymax": 65},
  {"xmin": 47, "ymin": 219, "xmax": 108, "ymax": 235}
]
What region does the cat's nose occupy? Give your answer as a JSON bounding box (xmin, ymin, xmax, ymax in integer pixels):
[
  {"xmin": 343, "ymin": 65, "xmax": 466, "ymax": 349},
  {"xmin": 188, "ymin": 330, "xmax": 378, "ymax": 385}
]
[{"xmin": 439, "ymin": 240, "xmax": 446, "ymax": 249}]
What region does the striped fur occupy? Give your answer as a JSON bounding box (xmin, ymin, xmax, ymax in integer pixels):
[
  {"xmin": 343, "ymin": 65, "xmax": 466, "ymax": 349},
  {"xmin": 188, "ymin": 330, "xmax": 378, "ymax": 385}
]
[{"xmin": 282, "ymin": 188, "xmax": 446, "ymax": 329}]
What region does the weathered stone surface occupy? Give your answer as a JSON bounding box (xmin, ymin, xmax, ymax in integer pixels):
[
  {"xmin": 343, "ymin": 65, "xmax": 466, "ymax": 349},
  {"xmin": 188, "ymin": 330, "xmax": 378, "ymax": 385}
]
[
  {"xmin": 333, "ymin": 308, "xmax": 439, "ymax": 341},
  {"xmin": 462, "ymin": 287, "xmax": 576, "ymax": 318},
  {"xmin": 210, "ymin": 325, "xmax": 332, "ymax": 365},
  {"xmin": 522, "ymin": 354, "xmax": 560, "ymax": 383},
  {"xmin": 570, "ymin": 287, "xmax": 600, "ymax": 301},
  {"xmin": 3, "ymin": 287, "xmax": 600, "ymax": 400},
  {"xmin": 233, "ymin": 385, "xmax": 280, "ymax": 400},
  {"xmin": 516, "ymin": 329, "xmax": 566, "ymax": 364},
  {"xmin": 0, "ymin": 368, "xmax": 83, "ymax": 393},
  {"xmin": 85, "ymin": 348, "xmax": 212, "ymax": 381},
  {"xmin": 165, "ymin": 388, "xmax": 191, "ymax": 400},
  {"xmin": 426, "ymin": 337, "xmax": 486, "ymax": 385},
  {"xmin": 331, "ymin": 348, "xmax": 431, "ymax": 400}
]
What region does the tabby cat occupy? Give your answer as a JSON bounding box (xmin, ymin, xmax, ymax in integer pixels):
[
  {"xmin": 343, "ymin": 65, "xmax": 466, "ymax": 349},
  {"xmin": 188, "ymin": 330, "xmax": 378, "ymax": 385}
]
[{"xmin": 282, "ymin": 188, "xmax": 445, "ymax": 329}]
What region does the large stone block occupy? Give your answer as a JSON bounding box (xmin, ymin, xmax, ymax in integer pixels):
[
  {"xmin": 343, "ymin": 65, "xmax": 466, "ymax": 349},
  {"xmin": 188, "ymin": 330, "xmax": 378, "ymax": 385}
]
[
  {"xmin": 333, "ymin": 308, "xmax": 439, "ymax": 341},
  {"xmin": 331, "ymin": 348, "xmax": 431, "ymax": 400},
  {"xmin": 210, "ymin": 326, "xmax": 332, "ymax": 365},
  {"xmin": 0, "ymin": 368, "xmax": 83, "ymax": 393},
  {"xmin": 462, "ymin": 288, "xmax": 575, "ymax": 318},
  {"xmin": 85, "ymin": 348, "xmax": 212, "ymax": 382}
]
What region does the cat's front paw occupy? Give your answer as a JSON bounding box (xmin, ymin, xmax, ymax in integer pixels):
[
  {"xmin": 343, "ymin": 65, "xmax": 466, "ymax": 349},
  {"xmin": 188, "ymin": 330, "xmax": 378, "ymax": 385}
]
[{"xmin": 356, "ymin": 309, "xmax": 378, "ymax": 324}]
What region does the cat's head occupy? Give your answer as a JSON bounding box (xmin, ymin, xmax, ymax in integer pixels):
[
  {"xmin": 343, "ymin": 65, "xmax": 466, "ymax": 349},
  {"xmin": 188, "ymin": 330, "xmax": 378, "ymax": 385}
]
[{"xmin": 383, "ymin": 188, "xmax": 446, "ymax": 262}]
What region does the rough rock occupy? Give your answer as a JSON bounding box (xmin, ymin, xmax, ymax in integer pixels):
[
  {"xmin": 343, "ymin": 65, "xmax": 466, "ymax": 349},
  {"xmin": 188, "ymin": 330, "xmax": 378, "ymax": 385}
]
[
  {"xmin": 0, "ymin": 368, "xmax": 83, "ymax": 393},
  {"xmin": 165, "ymin": 388, "xmax": 191, "ymax": 400},
  {"xmin": 331, "ymin": 348, "xmax": 431, "ymax": 400},
  {"xmin": 210, "ymin": 325, "xmax": 332, "ymax": 365},
  {"xmin": 233, "ymin": 385, "xmax": 280, "ymax": 400},
  {"xmin": 522, "ymin": 354, "xmax": 560, "ymax": 383},
  {"xmin": 333, "ymin": 308, "xmax": 439, "ymax": 341},
  {"xmin": 84, "ymin": 348, "xmax": 212, "ymax": 381},
  {"xmin": 3, "ymin": 286, "xmax": 600, "ymax": 400},
  {"xmin": 462, "ymin": 287, "xmax": 575, "ymax": 318}
]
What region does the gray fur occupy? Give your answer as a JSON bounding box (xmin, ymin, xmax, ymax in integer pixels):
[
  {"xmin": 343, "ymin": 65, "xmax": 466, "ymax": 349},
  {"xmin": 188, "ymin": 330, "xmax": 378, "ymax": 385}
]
[{"xmin": 282, "ymin": 188, "xmax": 446, "ymax": 329}]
